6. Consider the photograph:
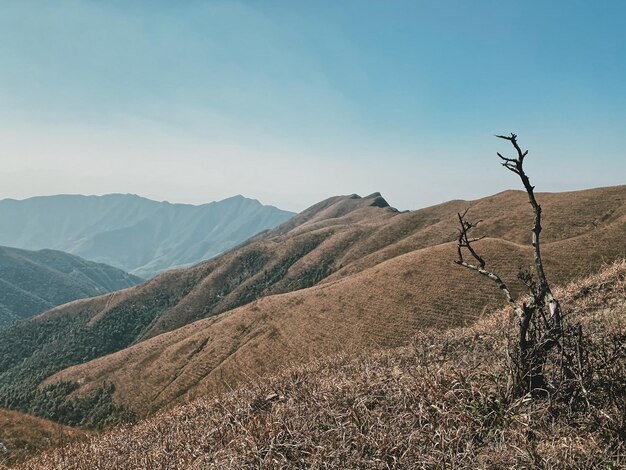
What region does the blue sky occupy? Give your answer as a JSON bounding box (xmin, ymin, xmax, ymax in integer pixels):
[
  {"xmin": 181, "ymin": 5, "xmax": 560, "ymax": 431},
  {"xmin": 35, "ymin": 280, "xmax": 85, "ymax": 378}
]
[{"xmin": 0, "ymin": 1, "xmax": 624, "ymax": 211}]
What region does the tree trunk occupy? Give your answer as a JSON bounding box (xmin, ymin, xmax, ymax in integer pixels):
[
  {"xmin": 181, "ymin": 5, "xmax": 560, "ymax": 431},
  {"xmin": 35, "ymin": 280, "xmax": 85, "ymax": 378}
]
[{"xmin": 517, "ymin": 345, "xmax": 548, "ymax": 396}]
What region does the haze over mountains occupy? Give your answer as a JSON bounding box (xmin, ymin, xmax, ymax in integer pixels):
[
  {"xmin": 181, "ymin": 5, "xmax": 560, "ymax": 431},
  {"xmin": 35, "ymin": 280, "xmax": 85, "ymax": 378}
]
[
  {"xmin": 0, "ymin": 194, "xmax": 294, "ymax": 279},
  {"xmin": 0, "ymin": 185, "xmax": 623, "ymax": 429},
  {"xmin": 0, "ymin": 246, "xmax": 141, "ymax": 326}
]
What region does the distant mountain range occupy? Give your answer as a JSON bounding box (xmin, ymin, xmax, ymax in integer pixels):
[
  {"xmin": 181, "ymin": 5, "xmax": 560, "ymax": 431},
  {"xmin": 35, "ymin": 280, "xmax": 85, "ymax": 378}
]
[
  {"xmin": 0, "ymin": 194, "xmax": 295, "ymax": 278},
  {"xmin": 0, "ymin": 245, "xmax": 141, "ymax": 326}
]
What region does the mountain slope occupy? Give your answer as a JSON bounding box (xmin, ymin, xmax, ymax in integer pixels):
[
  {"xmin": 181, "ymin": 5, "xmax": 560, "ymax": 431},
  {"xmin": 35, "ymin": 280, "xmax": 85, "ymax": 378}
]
[
  {"xmin": 19, "ymin": 261, "xmax": 626, "ymax": 470},
  {"xmin": 0, "ymin": 246, "xmax": 141, "ymax": 326},
  {"xmin": 48, "ymin": 225, "xmax": 625, "ymax": 416},
  {"xmin": 0, "ymin": 194, "xmax": 294, "ymax": 278},
  {"xmin": 0, "ymin": 408, "xmax": 89, "ymax": 467},
  {"xmin": 0, "ymin": 185, "xmax": 624, "ymax": 424}
]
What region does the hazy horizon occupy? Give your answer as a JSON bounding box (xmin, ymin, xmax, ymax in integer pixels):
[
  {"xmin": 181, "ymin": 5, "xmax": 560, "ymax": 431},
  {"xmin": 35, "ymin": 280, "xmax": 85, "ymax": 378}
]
[
  {"xmin": 1, "ymin": 1, "xmax": 625, "ymax": 212},
  {"xmin": 2, "ymin": 181, "xmax": 626, "ymax": 215}
]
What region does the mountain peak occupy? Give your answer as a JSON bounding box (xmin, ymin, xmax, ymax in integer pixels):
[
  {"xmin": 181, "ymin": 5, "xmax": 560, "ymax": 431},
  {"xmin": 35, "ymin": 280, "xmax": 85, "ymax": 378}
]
[{"xmin": 365, "ymin": 192, "xmax": 390, "ymax": 208}]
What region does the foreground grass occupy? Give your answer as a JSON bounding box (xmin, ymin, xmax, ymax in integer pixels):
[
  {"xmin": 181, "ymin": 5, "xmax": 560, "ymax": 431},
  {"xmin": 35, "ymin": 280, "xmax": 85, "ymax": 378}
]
[{"xmin": 17, "ymin": 260, "xmax": 626, "ymax": 469}]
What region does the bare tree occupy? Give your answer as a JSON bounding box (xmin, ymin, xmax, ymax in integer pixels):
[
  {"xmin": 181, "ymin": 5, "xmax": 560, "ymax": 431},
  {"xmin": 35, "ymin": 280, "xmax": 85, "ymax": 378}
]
[{"xmin": 455, "ymin": 133, "xmax": 563, "ymax": 396}]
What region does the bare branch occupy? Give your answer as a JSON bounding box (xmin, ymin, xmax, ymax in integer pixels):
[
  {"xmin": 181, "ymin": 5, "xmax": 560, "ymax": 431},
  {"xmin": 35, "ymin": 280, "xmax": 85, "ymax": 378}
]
[
  {"xmin": 455, "ymin": 210, "xmax": 524, "ymax": 320},
  {"xmin": 496, "ymin": 133, "xmax": 561, "ymax": 333},
  {"xmin": 497, "ymin": 152, "xmax": 516, "ymax": 163},
  {"xmin": 456, "ymin": 211, "xmax": 485, "ymax": 268},
  {"xmin": 454, "ymin": 132, "xmax": 567, "ymax": 397}
]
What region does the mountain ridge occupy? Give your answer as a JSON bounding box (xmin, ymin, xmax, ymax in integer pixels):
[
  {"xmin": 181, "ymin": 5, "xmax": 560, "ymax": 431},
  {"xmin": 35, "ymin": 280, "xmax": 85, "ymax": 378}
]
[
  {"xmin": 0, "ymin": 185, "xmax": 623, "ymax": 427},
  {"xmin": 0, "ymin": 193, "xmax": 295, "ymax": 278}
]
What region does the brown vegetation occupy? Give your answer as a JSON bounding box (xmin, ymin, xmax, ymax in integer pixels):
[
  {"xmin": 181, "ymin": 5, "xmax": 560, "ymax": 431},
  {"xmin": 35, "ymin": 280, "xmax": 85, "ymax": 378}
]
[
  {"xmin": 0, "ymin": 409, "xmax": 88, "ymax": 468},
  {"xmin": 43, "ymin": 186, "xmax": 626, "ymax": 417},
  {"xmin": 1, "ymin": 184, "xmax": 622, "ymax": 449},
  {"xmin": 38, "ymin": 185, "xmax": 626, "ymax": 342},
  {"xmin": 19, "ymin": 260, "xmax": 626, "ymax": 469}
]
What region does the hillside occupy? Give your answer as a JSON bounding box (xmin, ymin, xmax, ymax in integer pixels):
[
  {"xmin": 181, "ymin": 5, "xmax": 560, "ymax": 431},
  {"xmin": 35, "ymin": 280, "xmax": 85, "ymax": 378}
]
[
  {"xmin": 18, "ymin": 260, "xmax": 626, "ymax": 469},
  {"xmin": 0, "ymin": 409, "xmax": 88, "ymax": 468},
  {"xmin": 0, "ymin": 194, "xmax": 294, "ymax": 278},
  {"xmin": 0, "ymin": 185, "xmax": 623, "ymax": 426},
  {"xmin": 0, "ymin": 246, "xmax": 141, "ymax": 326}
]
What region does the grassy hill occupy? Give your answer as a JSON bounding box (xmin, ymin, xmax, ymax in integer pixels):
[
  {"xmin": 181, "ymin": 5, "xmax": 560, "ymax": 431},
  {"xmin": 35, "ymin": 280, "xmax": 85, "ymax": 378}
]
[
  {"xmin": 42, "ymin": 185, "xmax": 626, "ymax": 415},
  {"xmin": 0, "ymin": 186, "xmax": 623, "ymax": 426},
  {"xmin": 0, "ymin": 246, "xmax": 141, "ymax": 326},
  {"xmin": 0, "ymin": 409, "xmax": 88, "ymax": 468},
  {"xmin": 17, "ymin": 260, "xmax": 626, "ymax": 469},
  {"xmin": 0, "ymin": 194, "xmax": 294, "ymax": 278},
  {"xmin": 47, "ymin": 226, "xmax": 626, "ymax": 416}
]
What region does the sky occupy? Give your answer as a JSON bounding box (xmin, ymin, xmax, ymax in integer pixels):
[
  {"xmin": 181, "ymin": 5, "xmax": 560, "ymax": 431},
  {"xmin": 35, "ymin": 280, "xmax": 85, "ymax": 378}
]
[{"xmin": 0, "ymin": 1, "xmax": 624, "ymax": 212}]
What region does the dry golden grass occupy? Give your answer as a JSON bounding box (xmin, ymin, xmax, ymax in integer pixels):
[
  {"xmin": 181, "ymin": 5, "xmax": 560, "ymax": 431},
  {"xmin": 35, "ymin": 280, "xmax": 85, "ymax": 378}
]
[
  {"xmin": 322, "ymin": 186, "xmax": 626, "ymax": 282},
  {"xmin": 12, "ymin": 185, "xmax": 618, "ymax": 420},
  {"xmin": 0, "ymin": 409, "xmax": 89, "ymax": 468},
  {"xmin": 36, "ymin": 185, "xmax": 626, "ymax": 341},
  {"xmin": 20, "ymin": 260, "xmax": 626, "ymax": 469},
  {"xmin": 45, "ymin": 209, "xmax": 625, "ymax": 417}
]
